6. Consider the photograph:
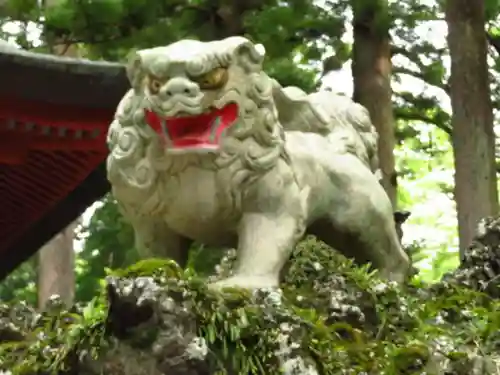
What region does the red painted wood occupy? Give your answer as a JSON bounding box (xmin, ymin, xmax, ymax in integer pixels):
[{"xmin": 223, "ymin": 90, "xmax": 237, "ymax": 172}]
[
  {"xmin": 0, "ymin": 94, "xmax": 112, "ymax": 255},
  {"xmin": 0, "ymin": 95, "xmax": 114, "ymax": 131},
  {"xmin": 0, "ymin": 131, "xmax": 107, "ymax": 152},
  {"xmin": 0, "ymin": 150, "xmax": 106, "ymax": 250},
  {"xmin": 0, "ymin": 149, "xmax": 28, "ymax": 164}
]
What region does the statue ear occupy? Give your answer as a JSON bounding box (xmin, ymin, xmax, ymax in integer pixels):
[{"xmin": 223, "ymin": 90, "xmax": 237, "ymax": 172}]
[
  {"xmin": 394, "ymin": 210, "xmax": 411, "ymax": 224},
  {"xmin": 234, "ymin": 40, "xmax": 266, "ymax": 72},
  {"xmin": 125, "ymin": 51, "xmax": 145, "ymax": 92}
]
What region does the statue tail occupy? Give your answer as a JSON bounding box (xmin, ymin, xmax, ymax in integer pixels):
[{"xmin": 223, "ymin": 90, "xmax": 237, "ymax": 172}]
[
  {"xmin": 309, "ymin": 91, "xmax": 380, "ymax": 176},
  {"xmin": 272, "ymin": 83, "xmax": 380, "ymax": 176}
]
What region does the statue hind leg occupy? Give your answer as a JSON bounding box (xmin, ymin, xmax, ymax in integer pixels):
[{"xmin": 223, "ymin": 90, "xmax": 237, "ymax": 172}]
[{"xmin": 312, "ymin": 157, "xmax": 410, "ymax": 282}]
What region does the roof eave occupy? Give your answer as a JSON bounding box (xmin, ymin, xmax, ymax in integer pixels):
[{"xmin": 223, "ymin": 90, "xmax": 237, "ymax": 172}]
[{"xmin": 0, "ymin": 47, "xmax": 129, "ymax": 108}]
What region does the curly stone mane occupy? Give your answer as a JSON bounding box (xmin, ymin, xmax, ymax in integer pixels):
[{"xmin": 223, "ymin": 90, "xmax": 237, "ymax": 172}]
[
  {"xmin": 214, "ymin": 69, "xmax": 287, "ymax": 194},
  {"xmin": 106, "ymin": 38, "xmax": 287, "ymax": 218}
]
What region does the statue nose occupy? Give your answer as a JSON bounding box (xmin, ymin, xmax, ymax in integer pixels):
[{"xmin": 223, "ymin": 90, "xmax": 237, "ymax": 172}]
[{"xmin": 162, "ymin": 77, "xmax": 200, "ymax": 98}]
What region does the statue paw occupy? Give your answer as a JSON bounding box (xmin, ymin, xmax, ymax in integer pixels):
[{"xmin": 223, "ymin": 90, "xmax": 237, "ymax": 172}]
[{"xmin": 208, "ymin": 275, "xmax": 279, "ymax": 291}]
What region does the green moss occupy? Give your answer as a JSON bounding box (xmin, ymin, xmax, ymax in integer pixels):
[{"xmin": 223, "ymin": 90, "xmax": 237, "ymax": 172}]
[
  {"xmin": 0, "ymin": 297, "xmax": 107, "ymax": 374},
  {"xmin": 1, "ymin": 236, "xmax": 500, "ymax": 374}
]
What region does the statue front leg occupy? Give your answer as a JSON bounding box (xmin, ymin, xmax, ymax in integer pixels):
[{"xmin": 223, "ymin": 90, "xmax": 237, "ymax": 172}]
[
  {"xmin": 210, "ymin": 212, "xmax": 304, "ymax": 290},
  {"xmin": 132, "ymin": 219, "xmax": 193, "ymax": 268}
]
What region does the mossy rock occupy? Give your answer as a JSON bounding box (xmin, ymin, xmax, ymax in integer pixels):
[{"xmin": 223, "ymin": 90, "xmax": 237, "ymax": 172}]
[{"xmin": 1, "ymin": 217, "xmax": 500, "ymax": 375}]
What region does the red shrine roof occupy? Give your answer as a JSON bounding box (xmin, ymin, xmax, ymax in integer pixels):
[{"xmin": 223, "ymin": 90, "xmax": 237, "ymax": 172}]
[{"xmin": 0, "ymin": 45, "xmax": 128, "ymax": 279}]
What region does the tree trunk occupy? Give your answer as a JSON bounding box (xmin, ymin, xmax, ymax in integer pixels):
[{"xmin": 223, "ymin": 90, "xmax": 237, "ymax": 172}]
[
  {"xmin": 37, "ymin": 222, "xmax": 77, "ymax": 309},
  {"xmin": 444, "ymin": 0, "xmax": 499, "ymax": 259},
  {"xmin": 351, "ymin": 0, "xmax": 397, "ymax": 208}
]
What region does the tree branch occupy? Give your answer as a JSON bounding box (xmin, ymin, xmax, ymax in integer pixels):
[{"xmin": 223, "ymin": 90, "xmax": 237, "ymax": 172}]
[
  {"xmin": 393, "ymin": 108, "xmax": 452, "ymax": 135},
  {"xmin": 393, "ymin": 66, "xmax": 450, "ymax": 93}
]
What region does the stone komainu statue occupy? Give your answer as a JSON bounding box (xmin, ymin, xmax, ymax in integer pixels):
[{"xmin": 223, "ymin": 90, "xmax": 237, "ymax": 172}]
[{"xmin": 106, "ymin": 36, "xmax": 410, "ymax": 289}]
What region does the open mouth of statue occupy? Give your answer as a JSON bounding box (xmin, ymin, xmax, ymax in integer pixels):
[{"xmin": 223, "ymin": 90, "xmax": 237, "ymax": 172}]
[{"xmin": 144, "ymin": 103, "xmax": 238, "ymax": 152}]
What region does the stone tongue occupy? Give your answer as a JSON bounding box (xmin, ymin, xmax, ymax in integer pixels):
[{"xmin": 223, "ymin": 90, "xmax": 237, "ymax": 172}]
[{"xmin": 167, "ymin": 112, "xmax": 217, "ymax": 142}]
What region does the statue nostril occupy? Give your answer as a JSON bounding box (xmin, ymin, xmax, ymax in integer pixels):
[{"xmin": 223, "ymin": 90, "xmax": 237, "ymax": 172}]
[{"xmin": 183, "ymin": 88, "xmax": 190, "ymax": 94}]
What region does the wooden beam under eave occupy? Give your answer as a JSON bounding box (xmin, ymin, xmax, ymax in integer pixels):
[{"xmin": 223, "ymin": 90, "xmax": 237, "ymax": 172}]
[
  {"xmin": 0, "ymin": 131, "xmax": 107, "ymax": 153},
  {"xmin": 0, "ymin": 134, "xmax": 29, "ymax": 164},
  {"xmin": 0, "ymin": 153, "xmax": 28, "ymax": 164},
  {"xmin": 0, "ymin": 95, "xmax": 114, "ymax": 130},
  {"xmin": 28, "ymin": 138, "xmax": 107, "ymax": 152}
]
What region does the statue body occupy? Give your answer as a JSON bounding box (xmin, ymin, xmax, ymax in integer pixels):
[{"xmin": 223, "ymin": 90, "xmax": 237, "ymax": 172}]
[{"xmin": 106, "ymin": 36, "xmax": 410, "ymax": 289}]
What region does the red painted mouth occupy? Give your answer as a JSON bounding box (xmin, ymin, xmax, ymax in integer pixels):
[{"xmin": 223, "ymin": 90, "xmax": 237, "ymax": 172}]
[{"xmin": 144, "ymin": 103, "xmax": 238, "ymax": 151}]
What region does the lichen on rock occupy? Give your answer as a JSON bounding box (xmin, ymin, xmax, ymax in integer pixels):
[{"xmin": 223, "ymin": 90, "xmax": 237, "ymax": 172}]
[{"xmin": 1, "ymin": 218, "xmax": 500, "ymax": 374}]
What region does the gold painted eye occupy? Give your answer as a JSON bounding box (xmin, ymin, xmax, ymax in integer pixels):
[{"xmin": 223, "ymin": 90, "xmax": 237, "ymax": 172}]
[
  {"xmin": 147, "ymin": 75, "xmax": 164, "ymax": 94},
  {"xmin": 196, "ymin": 67, "xmax": 228, "ymax": 90}
]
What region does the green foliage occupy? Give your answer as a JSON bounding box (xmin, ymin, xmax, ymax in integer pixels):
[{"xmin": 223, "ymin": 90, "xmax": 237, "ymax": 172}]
[
  {"xmin": 395, "ymin": 120, "xmax": 459, "ymax": 281},
  {"xmin": 39, "ymin": 0, "xmax": 347, "ymax": 86},
  {"xmin": 186, "ymin": 244, "xmax": 227, "ymax": 277},
  {"xmin": 0, "ymin": 259, "xmax": 36, "ymax": 305},
  {"xmin": 1, "ymin": 238, "xmax": 500, "ymax": 374},
  {"xmin": 0, "ymin": 297, "xmax": 107, "ymax": 373},
  {"xmin": 75, "ymin": 195, "xmax": 138, "ymax": 302}
]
